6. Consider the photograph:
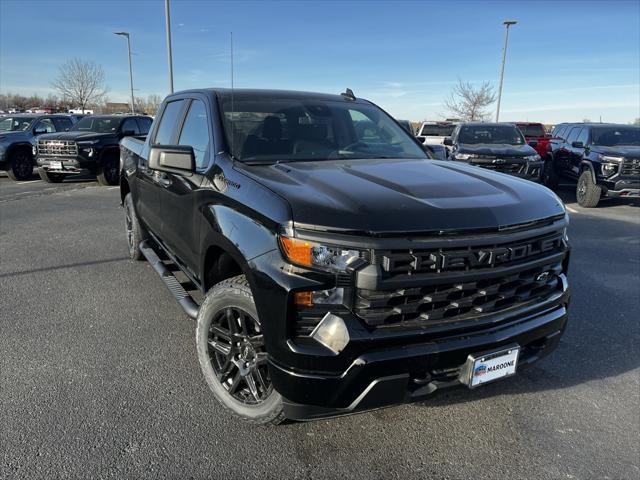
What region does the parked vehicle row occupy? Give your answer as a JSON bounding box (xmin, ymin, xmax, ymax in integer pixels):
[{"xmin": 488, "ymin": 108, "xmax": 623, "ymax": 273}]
[
  {"xmin": 36, "ymin": 114, "xmax": 152, "ymax": 185},
  {"xmin": 0, "ymin": 113, "xmax": 152, "ymax": 183},
  {"xmin": 120, "ymin": 88, "xmax": 571, "ymax": 425},
  {"xmin": 544, "ymin": 123, "xmax": 640, "ymax": 207},
  {"xmin": 409, "ymin": 118, "xmax": 639, "ymax": 208}
]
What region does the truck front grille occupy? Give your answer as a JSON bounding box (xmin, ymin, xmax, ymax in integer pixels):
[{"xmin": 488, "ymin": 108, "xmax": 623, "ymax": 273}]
[
  {"xmin": 620, "ymin": 157, "xmax": 640, "ymax": 176},
  {"xmin": 470, "ymin": 157, "xmax": 527, "ymax": 175},
  {"xmin": 355, "ymin": 260, "xmax": 562, "ymax": 328},
  {"xmin": 38, "ymin": 140, "xmax": 78, "ymax": 156}
]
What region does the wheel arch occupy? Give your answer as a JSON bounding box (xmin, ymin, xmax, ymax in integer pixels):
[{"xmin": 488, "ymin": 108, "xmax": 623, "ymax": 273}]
[{"xmin": 579, "ymin": 160, "xmax": 596, "ymax": 183}]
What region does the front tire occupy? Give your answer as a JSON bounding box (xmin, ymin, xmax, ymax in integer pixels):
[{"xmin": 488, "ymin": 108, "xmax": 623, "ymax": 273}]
[
  {"xmin": 7, "ymin": 149, "xmax": 33, "ymax": 181},
  {"xmin": 541, "ymin": 157, "xmax": 559, "ymax": 190},
  {"xmin": 576, "ymin": 169, "xmax": 601, "ymax": 208},
  {"xmin": 97, "ymin": 153, "xmax": 119, "ymax": 186},
  {"xmin": 123, "ymin": 193, "xmax": 147, "ymax": 260},
  {"xmin": 196, "ymin": 275, "xmax": 285, "ymax": 425},
  {"xmin": 38, "ymin": 168, "xmax": 65, "ymax": 183}
]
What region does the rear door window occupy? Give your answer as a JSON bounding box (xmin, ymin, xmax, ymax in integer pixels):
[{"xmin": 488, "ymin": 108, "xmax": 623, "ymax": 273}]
[{"xmin": 153, "ymin": 100, "xmax": 185, "ymax": 144}]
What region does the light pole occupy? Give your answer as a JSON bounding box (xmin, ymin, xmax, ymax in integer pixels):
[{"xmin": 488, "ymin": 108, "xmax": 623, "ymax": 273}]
[
  {"xmin": 495, "ymin": 20, "xmax": 517, "ymax": 122},
  {"xmin": 114, "ymin": 31, "xmax": 135, "ymax": 114},
  {"xmin": 165, "ymin": 0, "xmax": 174, "ymax": 93}
]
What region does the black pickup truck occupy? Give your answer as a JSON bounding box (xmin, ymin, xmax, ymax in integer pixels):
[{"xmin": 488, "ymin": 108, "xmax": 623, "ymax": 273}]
[
  {"xmin": 36, "ymin": 114, "xmax": 152, "ymax": 185},
  {"xmin": 0, "ymin": 114, "xmax": 74, "ymax": 180},
  {"xmin": 445, "ymin": 123, "xmax": 543, "ymax": 182},
  {"xmin": 120, "ymin": 88, "xmax": 571, "ymax": 424},
  {"xmin": 545, "ymin": 123, "xmax": 640, "ymax": 207}
]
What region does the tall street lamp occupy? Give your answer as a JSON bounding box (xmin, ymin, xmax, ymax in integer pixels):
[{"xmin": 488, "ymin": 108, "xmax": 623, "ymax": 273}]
[
  {"xmin": 114, "ymin": 31, "xmax": 135, "ymax": 114},
  {"xmin": 495, "ymin": 20, "xmax": 517, "ymax": 122}
]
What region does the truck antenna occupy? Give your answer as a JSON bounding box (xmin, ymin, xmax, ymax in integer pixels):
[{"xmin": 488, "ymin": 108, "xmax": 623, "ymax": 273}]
[{"xmin": 230, "ymin": 31, "xmax": 235, "ymax": 159}]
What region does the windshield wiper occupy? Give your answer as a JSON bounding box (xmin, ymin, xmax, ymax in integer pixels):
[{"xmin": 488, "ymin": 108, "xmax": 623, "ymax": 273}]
[{"xmin": 242, "ymin": 158, "xmax": 292, "ymax": 165}]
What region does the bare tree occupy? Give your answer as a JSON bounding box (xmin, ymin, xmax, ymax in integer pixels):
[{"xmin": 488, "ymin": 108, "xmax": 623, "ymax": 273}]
[
  {"xmin": 444, "ymin": 80, "xmax": 497, "ymax": 122},
  {"xmin": 52, "ymin": 58, "xmax": 107, "ymax": 113},
  {"xmin": 134, "ymin": 94, "xmax": 163, "ymax": 115}
]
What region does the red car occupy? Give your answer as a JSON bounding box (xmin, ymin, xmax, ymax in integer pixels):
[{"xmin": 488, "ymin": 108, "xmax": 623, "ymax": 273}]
[{"xmin": 516, "ymin": 122, "xmax": 550, "ymax": 158}]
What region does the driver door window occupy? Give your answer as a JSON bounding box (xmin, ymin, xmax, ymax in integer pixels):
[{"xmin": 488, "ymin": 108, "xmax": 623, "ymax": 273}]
[{"xmin": 34, "ymin": 118, "xmax": 55, "ymax": 133}]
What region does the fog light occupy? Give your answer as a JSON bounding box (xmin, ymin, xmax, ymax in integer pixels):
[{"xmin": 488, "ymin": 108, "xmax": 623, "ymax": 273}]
[{"xmin": 311, "ymin": 313, "xmax": 350, "ymax": 355}]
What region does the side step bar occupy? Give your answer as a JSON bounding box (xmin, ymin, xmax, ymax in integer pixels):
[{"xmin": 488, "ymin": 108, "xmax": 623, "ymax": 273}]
[{"xmin": 139, "ymin": 240, "xmax": 199, "ymax": 319}]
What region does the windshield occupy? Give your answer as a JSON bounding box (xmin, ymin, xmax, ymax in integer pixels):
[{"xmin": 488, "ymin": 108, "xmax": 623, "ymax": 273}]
[
  {"xmin": 458, "ymin": 125, "xmax": 525, "ymax": 145},
  {"xmin": 219, "ymin": 96, "xmax": 427, "ymax": 162},
  {"xmin": 591, "ymin": 127, "xmax": 640, "ymax": 147},
  {"xmin": 517, "ymin": 124, "xmax": 546, "ymax": 137},
  {"xmin": 419, "ymin": 124, "xmax": 455, "ymax": 137},
  {"xmin": 72, "ymin": 117, "xmax": 122, "ymax": 133},
  {"xmin": 0, "ymin": 116, "xmax": 36, "ymax": 131}
]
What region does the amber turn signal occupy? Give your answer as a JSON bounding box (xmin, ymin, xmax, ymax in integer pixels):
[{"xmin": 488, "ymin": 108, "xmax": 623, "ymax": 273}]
[
  {"xmin": 279, "ymin": 236, "xmax": 313, "ymax": 267},
  {"xmin": 293, "ymin": 291, "xmax": 313, "ymax": 307}
]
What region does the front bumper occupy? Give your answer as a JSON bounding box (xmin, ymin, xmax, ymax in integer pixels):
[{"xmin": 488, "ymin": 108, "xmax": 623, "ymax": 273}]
[
  {"xmin": 36, "ymin": 156, "xmax": 96, "ymax": 174},
  {"xmin": 273, "ymin": 281, "xmax": 569, "ymax": 420},
  {"xmin": 602, "ymin": 178, "xmax": 640, "ymax": 198}
]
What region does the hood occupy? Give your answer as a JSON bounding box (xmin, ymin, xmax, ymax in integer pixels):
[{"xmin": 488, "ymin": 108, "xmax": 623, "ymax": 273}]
[
  {"xmin": 456, "ymin": 143, "xmax": 537, "ymax": 157},
  {"xmin": 590, "ymin": 145, "xmax": 640, "ymax": 157},
  {"xmin": 238, "ymin": 158, "xmax": 564, "ymax": 234},
  {"xmin": 37, "ymin": 131, "xmax": 117, "ymax": 142},
  {"xmin": 0, "ymin": 130, "xmax": 29, "ymax": 143}
]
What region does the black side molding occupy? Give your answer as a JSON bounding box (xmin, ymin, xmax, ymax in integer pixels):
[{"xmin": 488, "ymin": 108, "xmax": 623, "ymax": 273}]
[{"xmin": 139, "ymin": 240, "xmax": 199, "ymax": 319}]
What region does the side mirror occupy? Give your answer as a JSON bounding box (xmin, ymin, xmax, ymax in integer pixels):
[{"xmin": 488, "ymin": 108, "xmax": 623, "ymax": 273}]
[
  {"xmin": 443, "ymin": 137, "xmax": 453, "ymax": 146},
  {"xmin": 122, "ymin": 129, "xmax": 136, "ymax": 136},
  {"xmin": 571, "ymin": 141, "xmax": 584, "ymax": 149},
  {"xmin": 34, "ymin": 128, "xmax": 47, "ymax": 135},
  {"xmin": 528, "ymin": 140, "xmax": 538, "ymax": 147},
  {"xmin": 149, "ymin": 145, "xmax": 195, "ymax": 173}
]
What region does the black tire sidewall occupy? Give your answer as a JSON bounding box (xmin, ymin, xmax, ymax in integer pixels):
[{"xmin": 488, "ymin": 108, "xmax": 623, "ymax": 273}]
[
  {"xmin": 195, "ymin": 275, "xmax": 283, "ymax": 423},
  {"xmin": 8, "ymin": 149, "xmax": 33, "ymax": 181},
  {"xmin": 577, "ymin": 170, "xmax": 601, "ymax": 207},
  {"xmin": 38, "ymin": 168, "xmax": 64, "ymax": 183},
  {"xmin": 97, "ymin": 154, "xmax": 119, "ymax": 186},
  {"xmin": 124, "ymin": 193, "xmax": 146, "ymax": 260}
]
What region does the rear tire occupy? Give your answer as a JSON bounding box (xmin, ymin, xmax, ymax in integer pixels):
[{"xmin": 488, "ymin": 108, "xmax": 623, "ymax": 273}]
[
  {"xmin": 123, "ymin": 193, "xmax": 147, "ymax": 260},
  {"xmin": 7, "ymin": 149, "xmax": 33, "ymax": 181},
  {"xmin": 38, "ymin": 168, "xmax": 65, "ymax": 183},
  {"xmin": 196, "ymin": 275, "xmax": 285, "ymax": 425},
  {"xmin": 97, "ymin": 153, "xmax": 119, "ymax": 186},
  {"xmin": 576, "ymin": 169, "xmax": 601, "ymax": 208}
]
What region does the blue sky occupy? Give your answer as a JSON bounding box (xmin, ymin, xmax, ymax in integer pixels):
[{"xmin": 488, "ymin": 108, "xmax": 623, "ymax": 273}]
[{"xmin": 1, "ymin": 0, "xmax": 638, "ymax": 123}]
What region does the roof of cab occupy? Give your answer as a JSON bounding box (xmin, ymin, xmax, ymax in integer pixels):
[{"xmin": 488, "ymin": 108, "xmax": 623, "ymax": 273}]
[{"xmin": 167, "ymin": 88, "xmax": 368, "ymax": 104}]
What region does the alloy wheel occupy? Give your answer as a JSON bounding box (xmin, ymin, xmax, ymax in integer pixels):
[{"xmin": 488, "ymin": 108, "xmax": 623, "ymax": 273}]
[
  {"xmin": 207, "ymin": 307, "xmax": 271, "ymax": 404},
  {"xmin": 13, "ymin": 152, "xmax": 32, "ymax": 179}
]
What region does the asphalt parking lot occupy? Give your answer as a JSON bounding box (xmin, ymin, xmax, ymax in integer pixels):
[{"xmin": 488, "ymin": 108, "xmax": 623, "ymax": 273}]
[{"xmin": 1, "ymin": 173, "xmax": 638, "ymax": 480}]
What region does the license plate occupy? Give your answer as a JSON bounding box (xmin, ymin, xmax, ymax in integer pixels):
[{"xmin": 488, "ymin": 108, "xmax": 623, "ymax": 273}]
[
  {"xmin": 459, "ymin": 345, "xmax": 520, "ymax": 388},
  {"xmin": 49, "ymin": 161, "xmax": 62, "ymax": 170}
]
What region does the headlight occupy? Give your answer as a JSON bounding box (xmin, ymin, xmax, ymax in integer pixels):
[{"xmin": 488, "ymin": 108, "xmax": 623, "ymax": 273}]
[
  {"xmin": 524, "ymin": 154, "xmax": 541, "ymax": 162},
  {"xmin": 77, "ymin": 140, "xmax": 99, "ymax": 146},
  {"xmin": 601, "ymin": 163, "xmax": 618, "ymax": 176},
  {"xmin": 279, "ymin": 236, "xmax": 361, "ymax": 271},
  {"xmin": 32, "ymin": 145, "xmax": 37, "ymax": 156},
  {"xmin": 598, "ymin": 154, "xmax": 623, "ymax": 163},
  {"xmin": 453, "ymin": 153, "xmax": 477, "ymax": 161}
]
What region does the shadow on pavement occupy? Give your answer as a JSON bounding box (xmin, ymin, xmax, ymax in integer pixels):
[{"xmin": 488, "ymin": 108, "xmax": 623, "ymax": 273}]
[{"xmin": 0, "ymin": 257, "xmax": 129, "ymax": 279}]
